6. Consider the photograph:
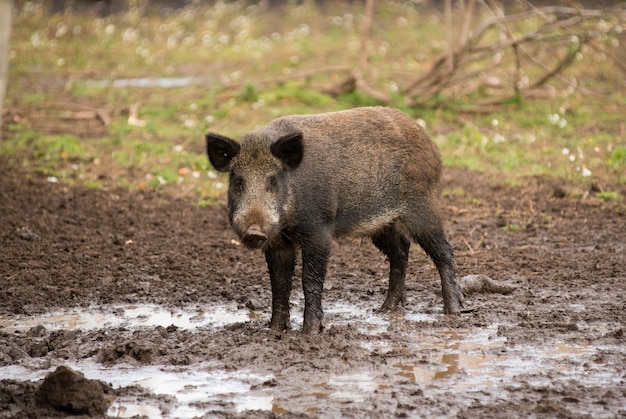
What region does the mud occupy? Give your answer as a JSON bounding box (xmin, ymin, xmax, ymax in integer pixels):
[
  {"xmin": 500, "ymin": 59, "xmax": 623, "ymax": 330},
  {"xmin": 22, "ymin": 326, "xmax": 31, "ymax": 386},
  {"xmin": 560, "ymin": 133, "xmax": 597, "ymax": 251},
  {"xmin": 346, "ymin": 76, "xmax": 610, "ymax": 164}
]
[{"xmin": 1, "ymin": 159, "xmax": 625, "ymax": 418}]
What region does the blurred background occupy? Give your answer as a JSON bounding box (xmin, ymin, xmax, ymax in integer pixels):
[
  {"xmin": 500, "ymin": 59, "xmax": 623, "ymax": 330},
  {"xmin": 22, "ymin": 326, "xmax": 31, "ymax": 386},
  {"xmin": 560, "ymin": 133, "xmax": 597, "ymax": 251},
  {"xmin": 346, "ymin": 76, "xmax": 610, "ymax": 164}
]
[{"xmin": 1, "ymin": 0, "xmax": 625, "ymax": 201}]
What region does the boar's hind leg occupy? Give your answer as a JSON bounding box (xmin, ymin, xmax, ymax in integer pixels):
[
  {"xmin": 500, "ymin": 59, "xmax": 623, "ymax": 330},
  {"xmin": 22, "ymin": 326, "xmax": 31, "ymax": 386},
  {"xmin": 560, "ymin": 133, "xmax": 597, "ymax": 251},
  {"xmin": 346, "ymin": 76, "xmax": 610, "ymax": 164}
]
[
  {"xmin": 265, "ymin": 240, "xmax": 297, "ymax": 331},
  {"xmin": 409, "ymin": 216, "xmax": 464, "ymax": 315},
  {"xmin": 372, "ymin": 226, "xmax": 410, "ymax": 312}
]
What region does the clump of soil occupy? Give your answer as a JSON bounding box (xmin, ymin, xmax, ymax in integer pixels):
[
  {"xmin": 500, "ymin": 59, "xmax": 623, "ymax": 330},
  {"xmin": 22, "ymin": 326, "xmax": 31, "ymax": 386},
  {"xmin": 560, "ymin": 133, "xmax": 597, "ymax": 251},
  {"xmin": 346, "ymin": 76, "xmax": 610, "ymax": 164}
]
[
  {"xmin": 35, "ymin": 365, "xmax": 111, "ymax": 416},
  {"xmin": 458, "ymin": 274, "xmax": 516, "ymax": 296}
]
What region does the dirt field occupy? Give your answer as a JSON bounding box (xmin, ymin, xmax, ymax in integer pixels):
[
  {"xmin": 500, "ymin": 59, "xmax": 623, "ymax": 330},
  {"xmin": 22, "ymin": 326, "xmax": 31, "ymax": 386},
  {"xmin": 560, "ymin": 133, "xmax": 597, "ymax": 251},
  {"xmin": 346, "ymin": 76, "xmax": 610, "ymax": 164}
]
[{"xmin": 1, "ymin": 158, "xmax": 625, "ymax": 418}]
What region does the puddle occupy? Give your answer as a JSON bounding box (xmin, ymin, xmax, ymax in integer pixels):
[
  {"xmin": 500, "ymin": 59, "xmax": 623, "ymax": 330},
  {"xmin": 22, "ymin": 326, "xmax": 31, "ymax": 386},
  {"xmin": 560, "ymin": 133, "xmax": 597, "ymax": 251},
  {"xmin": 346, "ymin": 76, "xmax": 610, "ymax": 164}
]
[
  {"xmin": 308, "ymin": 326, "xmax": 624, "ymax": 415},
  {"xmin": 0, "ymin": 303, "xmax": 249, "ymax": 333},
  {"xmin": 1, "ymin": 302, "xmax": 623, "ymax": 417},
  {"xmin": 327, "ymin": 305, "xmax": 435, "ymax": 334},
  {"xmin": 328, "ymin": 372, "xmax": 379, "ymax": 402},
  {"xmin": 293, "ymin": 298, "xmax": 436, "ymax": 334},
  {"xmin": 0, "ymin": 300, "xmax": 432, "ymax": 335},
  {"xmin": 86, "ymin": 77, "xmax": 206, "ymax": 89},
  {"xmin": 0, "ymin": 361, "xmax": 273, "ymax": 418}
]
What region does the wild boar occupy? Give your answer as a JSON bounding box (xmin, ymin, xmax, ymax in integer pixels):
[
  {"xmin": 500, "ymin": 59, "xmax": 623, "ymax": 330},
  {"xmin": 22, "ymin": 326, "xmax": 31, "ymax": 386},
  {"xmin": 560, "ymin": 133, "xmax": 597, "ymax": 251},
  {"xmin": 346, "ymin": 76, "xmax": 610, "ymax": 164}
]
[{"xmin": 206, "ymin": 106, "xmax": 463, "ymax": 333}]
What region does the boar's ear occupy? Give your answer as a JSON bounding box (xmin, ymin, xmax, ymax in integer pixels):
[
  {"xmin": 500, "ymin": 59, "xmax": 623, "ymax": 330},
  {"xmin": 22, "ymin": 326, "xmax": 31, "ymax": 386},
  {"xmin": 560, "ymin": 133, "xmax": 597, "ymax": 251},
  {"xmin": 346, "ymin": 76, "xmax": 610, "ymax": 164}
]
[
  {"xmin": 270, "ymin": 131, "xmax": 303, "ymax": 171},
  {"xmin": 206, "ymin": 133, "xmax": 240, "ymax": 172}
]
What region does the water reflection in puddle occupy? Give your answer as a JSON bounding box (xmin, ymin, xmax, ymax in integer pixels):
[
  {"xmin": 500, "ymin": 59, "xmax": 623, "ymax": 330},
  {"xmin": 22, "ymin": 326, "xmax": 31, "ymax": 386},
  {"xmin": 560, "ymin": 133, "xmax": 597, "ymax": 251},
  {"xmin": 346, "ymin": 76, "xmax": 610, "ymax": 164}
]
[
  {"xmin": 0, "ymin": 361, "xmax": 273, "ymax": 418},
  {"xmin": 321, "ymin": 326, "xmax": 622, "ymax": 410},
  {"xmin": 0, "ymin": 303, "xmax": 249, "ymax": 333},
  {"xmin": 328, "ymin": 372, "xmax": 378, "ymax": 401},
  {"xmin": 296, "ymin": 299, "xmax": 436, "ymax": 334},
  {"xmin": 1, "ymin": 303, "xmax": 623, "ymax": 417},
  {"xmin": 0, "ymin": 300, "xmax": 430, "ymax": 334}
]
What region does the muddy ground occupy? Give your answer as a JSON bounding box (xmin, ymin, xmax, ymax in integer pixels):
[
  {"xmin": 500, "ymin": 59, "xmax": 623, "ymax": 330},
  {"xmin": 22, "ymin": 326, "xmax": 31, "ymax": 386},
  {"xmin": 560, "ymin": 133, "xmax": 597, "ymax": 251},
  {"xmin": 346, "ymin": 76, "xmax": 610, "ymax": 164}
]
[{"xmin": 0, "ymin": 158, "xmax": 625, "ymax": 418}]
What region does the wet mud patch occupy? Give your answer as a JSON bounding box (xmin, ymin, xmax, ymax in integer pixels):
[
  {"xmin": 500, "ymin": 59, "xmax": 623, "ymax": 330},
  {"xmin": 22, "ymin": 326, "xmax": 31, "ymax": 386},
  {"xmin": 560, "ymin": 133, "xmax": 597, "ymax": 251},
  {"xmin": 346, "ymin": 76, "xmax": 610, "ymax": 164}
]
[
  {"xmin": 1, "ymin": 301, "xmax": 624, "ymax": 417},
  {"xmin": 1, "ymin": 161, "xmax": 625, "ymax": 417}
]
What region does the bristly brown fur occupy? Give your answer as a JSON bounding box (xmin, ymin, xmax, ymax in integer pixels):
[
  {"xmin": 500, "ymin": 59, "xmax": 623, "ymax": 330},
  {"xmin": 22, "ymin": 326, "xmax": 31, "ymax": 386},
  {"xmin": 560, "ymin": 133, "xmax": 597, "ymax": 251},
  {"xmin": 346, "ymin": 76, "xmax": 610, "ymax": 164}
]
[{"xmin": 206, "ymin": 107, "xmax": 463, "ymax": 334}]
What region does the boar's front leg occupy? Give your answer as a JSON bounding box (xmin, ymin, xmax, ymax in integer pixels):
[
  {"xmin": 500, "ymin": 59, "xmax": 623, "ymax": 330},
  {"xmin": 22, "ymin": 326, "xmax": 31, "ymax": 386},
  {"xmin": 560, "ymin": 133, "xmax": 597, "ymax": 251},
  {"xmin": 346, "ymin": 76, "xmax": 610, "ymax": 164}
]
[
  {"xmin": 300, "ymin": 234, "xmax": 331, "ymax": 334},
  {"xmin": 265, "ymin": 239, "xmax": 296, "ymax": 332}
]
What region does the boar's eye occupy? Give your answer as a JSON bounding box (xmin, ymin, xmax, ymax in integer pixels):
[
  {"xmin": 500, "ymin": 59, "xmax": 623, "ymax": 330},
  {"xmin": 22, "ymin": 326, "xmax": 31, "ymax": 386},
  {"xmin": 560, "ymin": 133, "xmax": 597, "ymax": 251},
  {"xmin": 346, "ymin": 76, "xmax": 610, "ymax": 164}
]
[
  {"xmin": 230, "ymin": 174, "xmax": 245, "ymax": 193},
  {"xmin": 267, "ymin": 175, "xmax": 279, "ymax": 193}
]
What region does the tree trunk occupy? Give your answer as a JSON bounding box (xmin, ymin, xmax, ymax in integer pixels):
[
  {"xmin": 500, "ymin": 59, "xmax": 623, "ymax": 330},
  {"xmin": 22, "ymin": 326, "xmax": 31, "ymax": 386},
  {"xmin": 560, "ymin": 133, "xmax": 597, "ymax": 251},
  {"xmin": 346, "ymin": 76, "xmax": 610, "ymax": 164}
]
[{"xmin": 0, "ymin": 0, "xmax": 14, "ymax": 141}]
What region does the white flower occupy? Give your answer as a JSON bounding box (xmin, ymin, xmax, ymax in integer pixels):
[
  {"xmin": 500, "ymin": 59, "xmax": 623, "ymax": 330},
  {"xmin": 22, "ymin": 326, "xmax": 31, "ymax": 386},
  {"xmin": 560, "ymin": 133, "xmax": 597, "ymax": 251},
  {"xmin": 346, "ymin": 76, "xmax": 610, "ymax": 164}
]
[
  {"xmin": 55, "ymin": 24, "xmax": 68, "ymax": 38},
  {"xmin": 122, "ymin": 28, "xmax": 139, "ymax": 43},
  {"xmin": 30, "ymin": 32, "xmax": 43, "ymax": 48},
  {"xmin": 548, "ymin": 113, "xmax": 560, "ymax": 124}
]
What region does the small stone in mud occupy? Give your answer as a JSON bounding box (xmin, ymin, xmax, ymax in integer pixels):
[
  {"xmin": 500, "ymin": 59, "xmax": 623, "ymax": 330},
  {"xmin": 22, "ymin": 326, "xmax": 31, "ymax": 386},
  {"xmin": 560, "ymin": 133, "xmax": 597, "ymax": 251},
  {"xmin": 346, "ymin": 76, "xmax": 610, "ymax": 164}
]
[
  {"xmin": 245, "ymin": 297, "xmax": 264, "ymax": 311},
  {"xmin": 27, "ymin": 324, "xmax": 47, "ymax": 337},
  {"xmin": 459, "ymin": 275, "xmax": 517, "ymax": 295},
  {"xmin": 16, "ymin": 226, "xmax": 39, "ymax": 241},
  {"xmin": 35, "ymin": 365, "xmax": 111, "ymax": 416},
  {"xmin": 553, "ymin": 185, "xmax": 567, "ymax": 198}
]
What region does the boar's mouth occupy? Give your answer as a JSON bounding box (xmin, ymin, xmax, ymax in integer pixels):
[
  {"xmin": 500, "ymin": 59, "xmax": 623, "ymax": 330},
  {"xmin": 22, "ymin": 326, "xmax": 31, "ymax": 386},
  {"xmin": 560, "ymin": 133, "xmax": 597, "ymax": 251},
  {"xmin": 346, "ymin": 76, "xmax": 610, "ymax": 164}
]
[{"xmin": 241, "ymin": 225, "xmax": 268, "ymax": 249}]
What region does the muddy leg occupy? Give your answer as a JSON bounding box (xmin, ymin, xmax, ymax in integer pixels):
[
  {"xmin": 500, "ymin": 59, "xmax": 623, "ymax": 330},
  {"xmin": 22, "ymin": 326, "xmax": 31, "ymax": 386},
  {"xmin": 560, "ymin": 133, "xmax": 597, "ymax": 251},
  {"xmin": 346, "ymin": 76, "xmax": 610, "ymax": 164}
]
[
  {"xmin": 414, "ymin": 229, "xmax": 463, "ymax": 314},
  {"xmin": 372, "ymin": 226, "xmax": 410, "ymax": 312},
  {"xmin": 300, "ymin": 237, "xmax": 330, "ymax": 334},
  {"xmin": 406, "ymin": 203, "xmax": 463, "ymax": 314},
  {"xmin": 265, "ymin": 240, "xmax": 296, "ymax": 331}
]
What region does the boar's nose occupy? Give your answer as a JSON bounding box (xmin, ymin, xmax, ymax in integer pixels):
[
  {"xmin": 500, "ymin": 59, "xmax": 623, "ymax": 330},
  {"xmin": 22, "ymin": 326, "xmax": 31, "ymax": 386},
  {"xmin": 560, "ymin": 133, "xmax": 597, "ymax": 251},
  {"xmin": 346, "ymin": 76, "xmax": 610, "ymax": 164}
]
[{"xmin": 241, "ymin": 225, "xmax": 267, "ymax": 249}]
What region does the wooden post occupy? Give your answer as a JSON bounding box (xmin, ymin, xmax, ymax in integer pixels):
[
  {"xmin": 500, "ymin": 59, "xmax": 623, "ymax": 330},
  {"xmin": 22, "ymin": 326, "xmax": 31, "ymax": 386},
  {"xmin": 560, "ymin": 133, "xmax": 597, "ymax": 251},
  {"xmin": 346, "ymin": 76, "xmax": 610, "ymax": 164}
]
[{"xmin": 0, "ymin": 0, "xmax": 13, "ymax": 141}]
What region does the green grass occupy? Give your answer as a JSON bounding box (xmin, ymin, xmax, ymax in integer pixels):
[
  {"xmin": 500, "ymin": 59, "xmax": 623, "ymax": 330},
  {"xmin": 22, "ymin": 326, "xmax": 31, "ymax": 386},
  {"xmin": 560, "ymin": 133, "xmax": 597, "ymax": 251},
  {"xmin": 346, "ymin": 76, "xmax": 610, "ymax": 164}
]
[
  {"xmin": 2, "ymin": 1, "xmax": 625, "ymax": 202},
  {"xmin": 596, "ymin": 191, "xmax": 624, "ymax": 202}
]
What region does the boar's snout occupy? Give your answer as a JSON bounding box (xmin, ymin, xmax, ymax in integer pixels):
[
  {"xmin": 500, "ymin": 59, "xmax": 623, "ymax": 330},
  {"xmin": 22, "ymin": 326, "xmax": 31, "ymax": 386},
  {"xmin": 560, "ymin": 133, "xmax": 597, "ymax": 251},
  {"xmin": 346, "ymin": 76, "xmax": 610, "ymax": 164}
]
[{"xmin": 241, "ymin": 225, "xmax": 268, "ymax": 249}]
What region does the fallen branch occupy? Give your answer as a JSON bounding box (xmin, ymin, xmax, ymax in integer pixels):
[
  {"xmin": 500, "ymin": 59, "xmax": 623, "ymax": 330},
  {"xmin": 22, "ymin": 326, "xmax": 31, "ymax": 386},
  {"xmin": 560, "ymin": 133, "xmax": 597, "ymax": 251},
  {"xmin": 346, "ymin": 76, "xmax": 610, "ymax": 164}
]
[
  {"xmin": 9, "ymin": 101, "xmax": 110, "ymax": 135},
  {"xmin": 403, "ymin": 1, "xmax": 626, "ymax": 105},
  {"xmin": 219, "ymin": 1, "xmax": 624, "ymax": 108}
]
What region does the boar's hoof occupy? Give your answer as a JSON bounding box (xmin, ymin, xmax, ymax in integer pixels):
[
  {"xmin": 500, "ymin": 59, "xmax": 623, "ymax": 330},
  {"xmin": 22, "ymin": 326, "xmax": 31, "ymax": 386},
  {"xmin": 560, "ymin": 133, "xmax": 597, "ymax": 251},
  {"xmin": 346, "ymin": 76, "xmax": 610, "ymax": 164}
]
[
  {"xmin": 242, "ymin": 227, "xmax": 267, "ymax": 249},
  {"xmin": 443, "ymin": 300, "xmax": 463, "ymax": 316},
  {"xmin": 302, "ymin": 319, "xmax": 324, "ymax": 334}
]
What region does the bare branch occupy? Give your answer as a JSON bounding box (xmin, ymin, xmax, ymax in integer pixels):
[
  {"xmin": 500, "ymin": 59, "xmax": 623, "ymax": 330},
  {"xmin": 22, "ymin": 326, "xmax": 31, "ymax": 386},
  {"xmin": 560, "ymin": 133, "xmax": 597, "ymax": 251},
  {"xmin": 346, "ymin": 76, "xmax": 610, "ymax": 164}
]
[
  {"xmin": 402, "ymin": 2, "xmax": 626, "ymax": 105},
  {"xmin": 531, "ymin": 42, "xmax": 584, "ymax": 88}
]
